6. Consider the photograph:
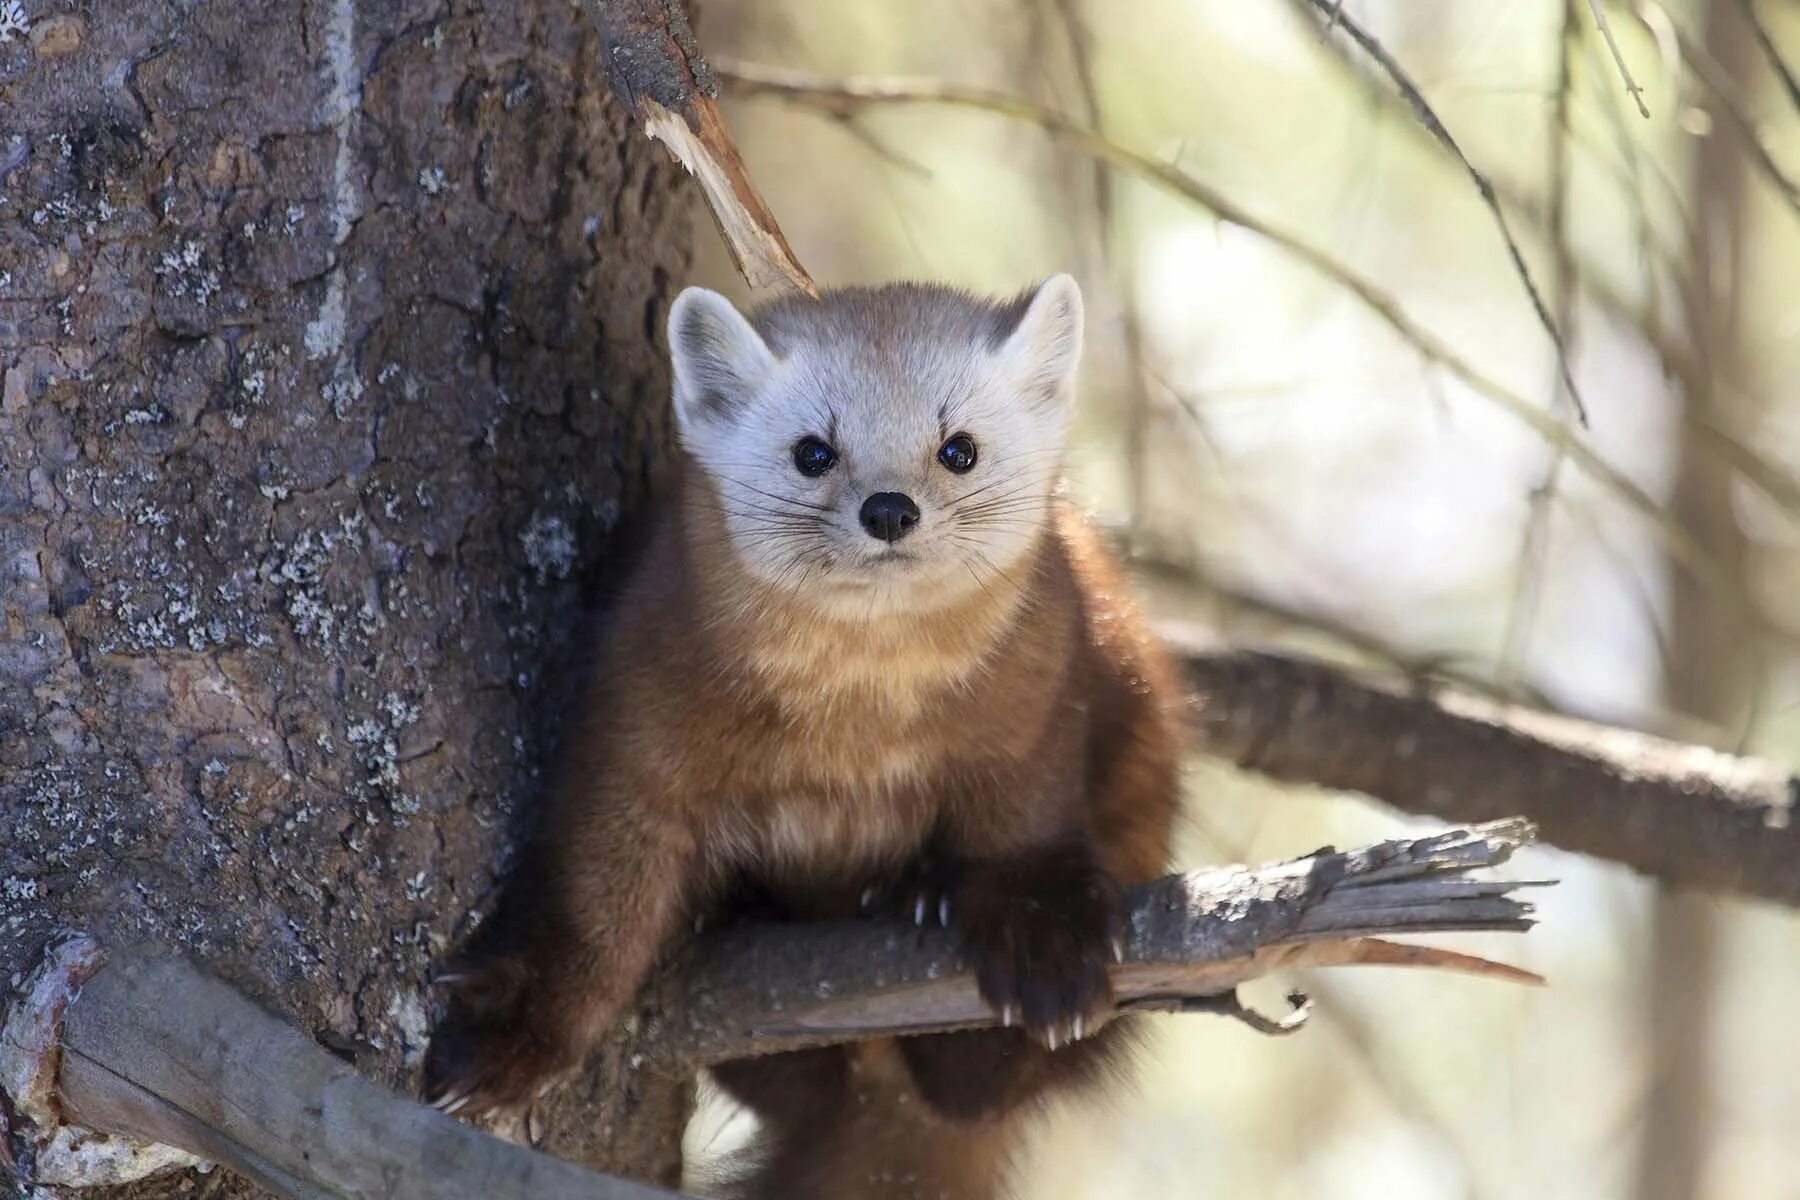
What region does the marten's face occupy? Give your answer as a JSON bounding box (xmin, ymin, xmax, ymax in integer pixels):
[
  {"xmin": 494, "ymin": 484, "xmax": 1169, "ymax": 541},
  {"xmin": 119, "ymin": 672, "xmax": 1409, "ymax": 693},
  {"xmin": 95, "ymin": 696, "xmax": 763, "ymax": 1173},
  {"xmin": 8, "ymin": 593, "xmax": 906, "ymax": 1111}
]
[{"xmin": 668, "ymin": 279, "xmax": 1083, "ymax": 618}]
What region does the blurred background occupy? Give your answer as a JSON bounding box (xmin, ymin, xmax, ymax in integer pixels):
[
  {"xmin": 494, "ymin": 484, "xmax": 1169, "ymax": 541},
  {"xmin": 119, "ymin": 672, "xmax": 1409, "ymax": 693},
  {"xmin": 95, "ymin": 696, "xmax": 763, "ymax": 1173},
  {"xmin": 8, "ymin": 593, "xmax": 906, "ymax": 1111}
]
[{"xmin": 676, "ymin": 2, "xmax": 1800, "ymax": 1197}]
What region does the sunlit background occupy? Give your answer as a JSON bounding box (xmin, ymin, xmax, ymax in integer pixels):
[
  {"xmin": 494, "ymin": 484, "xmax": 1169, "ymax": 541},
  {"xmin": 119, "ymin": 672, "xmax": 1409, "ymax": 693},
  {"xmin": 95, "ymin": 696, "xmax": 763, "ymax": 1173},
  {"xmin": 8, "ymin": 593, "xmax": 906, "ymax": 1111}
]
[{"xmin": 676, "ymin": 2, "xmax": 1800, "ymax": 1197}]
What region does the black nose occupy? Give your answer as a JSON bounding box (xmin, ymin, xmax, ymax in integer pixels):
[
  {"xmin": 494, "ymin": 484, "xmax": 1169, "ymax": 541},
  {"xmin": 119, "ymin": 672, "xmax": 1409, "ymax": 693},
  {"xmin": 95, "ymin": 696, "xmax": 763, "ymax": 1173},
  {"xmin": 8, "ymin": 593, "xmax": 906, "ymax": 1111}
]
[{"xmin": 859, "ymin": 492, "xmax": 921, "ymax": 543}]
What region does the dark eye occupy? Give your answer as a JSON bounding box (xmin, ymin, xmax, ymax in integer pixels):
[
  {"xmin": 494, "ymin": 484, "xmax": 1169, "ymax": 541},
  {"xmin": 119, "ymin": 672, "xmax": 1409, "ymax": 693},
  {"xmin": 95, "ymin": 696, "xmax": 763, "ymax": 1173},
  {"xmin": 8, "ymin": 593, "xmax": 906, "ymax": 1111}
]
[
  {"xmin": 937, "ymin": 433, "xmax": 977, "ymax": 474},
  {"xmin": 792, "ymin": 436, "xmax": 838, "ymax": 477}
]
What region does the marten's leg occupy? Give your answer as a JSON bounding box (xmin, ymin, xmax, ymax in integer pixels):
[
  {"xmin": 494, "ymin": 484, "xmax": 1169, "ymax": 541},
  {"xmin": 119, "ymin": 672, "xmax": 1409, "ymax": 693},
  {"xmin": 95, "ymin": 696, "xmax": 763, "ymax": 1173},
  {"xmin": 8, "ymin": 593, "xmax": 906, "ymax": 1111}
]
[
  {"xmin": 888, "ymin": 839, "xmax": 1129, "ymax": 1120},
  {"xmin": 898, "ymin": 661, "xmax": 1180, "ymax": 1124},
  {"xmin": 424, "ymin": 753, "xmax": 703, "ymax": 1117}
]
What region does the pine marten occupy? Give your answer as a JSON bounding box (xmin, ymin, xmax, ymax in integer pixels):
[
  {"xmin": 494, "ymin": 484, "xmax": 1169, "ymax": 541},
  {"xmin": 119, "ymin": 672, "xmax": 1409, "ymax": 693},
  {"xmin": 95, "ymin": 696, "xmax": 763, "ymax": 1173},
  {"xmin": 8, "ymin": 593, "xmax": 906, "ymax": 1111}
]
[{"xmin": 424, "ymin": 277, "xmax": 1183, "ymax": 1199}]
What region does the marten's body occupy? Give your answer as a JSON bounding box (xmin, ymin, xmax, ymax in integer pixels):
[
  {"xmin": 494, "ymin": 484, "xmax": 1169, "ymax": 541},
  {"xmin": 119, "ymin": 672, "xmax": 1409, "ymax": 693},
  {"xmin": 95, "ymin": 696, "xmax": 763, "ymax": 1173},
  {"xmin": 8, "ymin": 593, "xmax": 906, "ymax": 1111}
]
[{"xmin": 426, "ymin": 279, "xmax": 1183, "ymax": 1199}]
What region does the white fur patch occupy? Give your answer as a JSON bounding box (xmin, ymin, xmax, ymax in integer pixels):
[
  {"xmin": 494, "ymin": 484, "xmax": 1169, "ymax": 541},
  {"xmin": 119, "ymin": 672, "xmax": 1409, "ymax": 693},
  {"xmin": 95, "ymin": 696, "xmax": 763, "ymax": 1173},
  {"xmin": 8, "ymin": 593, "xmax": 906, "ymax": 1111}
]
[{"xmin": 667, "ymin": 280, "xmax": 1084, "ymax": 619}]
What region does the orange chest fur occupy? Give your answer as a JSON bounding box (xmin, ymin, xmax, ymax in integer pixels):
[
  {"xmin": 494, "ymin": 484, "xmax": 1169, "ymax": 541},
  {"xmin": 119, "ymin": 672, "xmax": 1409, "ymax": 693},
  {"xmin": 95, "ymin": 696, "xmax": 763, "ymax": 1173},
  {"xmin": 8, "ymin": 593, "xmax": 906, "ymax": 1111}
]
[{"xmin": 662, "ymin": 607, "xmax": 1073, "ymax": 873}]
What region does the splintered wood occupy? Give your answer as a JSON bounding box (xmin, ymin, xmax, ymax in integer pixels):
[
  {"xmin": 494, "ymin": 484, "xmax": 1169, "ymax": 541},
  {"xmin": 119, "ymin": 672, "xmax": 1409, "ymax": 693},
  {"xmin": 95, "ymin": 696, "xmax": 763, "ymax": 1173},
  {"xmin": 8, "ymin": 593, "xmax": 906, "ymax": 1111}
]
[
  {"xmin": 638, "ymin": 819, "xmax": 1547, "ymax": 1066},
  {"xmin": 583, "ymin": 0, "xmax": 816, "ymax": 295}
]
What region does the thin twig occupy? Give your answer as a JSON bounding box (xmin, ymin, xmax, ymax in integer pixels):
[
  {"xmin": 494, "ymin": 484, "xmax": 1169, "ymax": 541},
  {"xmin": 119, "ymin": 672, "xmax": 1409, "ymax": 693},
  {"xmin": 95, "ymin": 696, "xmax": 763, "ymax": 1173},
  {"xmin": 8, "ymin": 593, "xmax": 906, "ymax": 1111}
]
[
  {"xmin": 1294, "ymin": 2, "xmax": 1800, "ymax": 537},
  {"xmin": 1588, "ymin": 0, "xmax": 1652, "ymax": 117},
  {"xmin": 1302, "ymin": 0, "xmax": 1590, "ymax": 426},
  {"xmin": 1115, "ymin": 522, "xmax": 1561, "ymax": 711},
  {"xmin": 1044, "ymin": 0, "xmax": 1159, "ymax": 540},
  {"xmin": 1582, "ymin": 11, "xmax": 1675, "ymax": 339},
  {"xmin": 1499, "ymin": 0, "xmax": 1585, "ymax": 687}
]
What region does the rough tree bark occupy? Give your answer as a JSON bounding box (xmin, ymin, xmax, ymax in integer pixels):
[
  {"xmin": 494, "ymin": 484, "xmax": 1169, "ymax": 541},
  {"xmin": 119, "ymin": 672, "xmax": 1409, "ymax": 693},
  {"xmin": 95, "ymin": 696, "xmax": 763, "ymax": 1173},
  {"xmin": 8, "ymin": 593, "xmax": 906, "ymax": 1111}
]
[{"xmin": 0, "ymin": 0, "xmax": 692, "ymax": 1193}]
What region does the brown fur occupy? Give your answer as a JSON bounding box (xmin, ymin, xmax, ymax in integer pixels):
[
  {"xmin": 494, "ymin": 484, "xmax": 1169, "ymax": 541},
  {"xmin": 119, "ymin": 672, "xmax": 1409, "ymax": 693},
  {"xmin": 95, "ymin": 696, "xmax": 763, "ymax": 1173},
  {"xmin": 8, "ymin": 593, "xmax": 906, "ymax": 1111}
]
[{"xmin": 426, "ymin": 457, "xmax": 1183, "ymax": 1198}]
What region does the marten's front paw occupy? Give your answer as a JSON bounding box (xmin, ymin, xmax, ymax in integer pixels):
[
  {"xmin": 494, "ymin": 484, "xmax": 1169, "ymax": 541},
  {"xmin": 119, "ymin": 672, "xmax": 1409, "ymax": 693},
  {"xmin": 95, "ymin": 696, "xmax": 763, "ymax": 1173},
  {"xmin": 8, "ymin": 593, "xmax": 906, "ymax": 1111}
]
[
  {"xmin": 859, "ymin": 855, "xmax": 957, "ymax": 927},
  {"xmin": 423, "ymin": 956, "xmax": 582, "ymax": 1118},
  {"xmin": 951, "ymin": 848, "xmax": 1125, "ymax": 1050}
]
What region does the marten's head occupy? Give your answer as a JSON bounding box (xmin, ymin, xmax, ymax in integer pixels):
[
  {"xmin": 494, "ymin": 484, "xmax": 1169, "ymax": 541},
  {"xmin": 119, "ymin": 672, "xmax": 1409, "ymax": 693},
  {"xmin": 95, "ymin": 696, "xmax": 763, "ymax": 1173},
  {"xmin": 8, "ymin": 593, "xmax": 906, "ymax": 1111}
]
[{"xmin": 667, "ymin": 278, "xmax": 1083, "ymax": 618}]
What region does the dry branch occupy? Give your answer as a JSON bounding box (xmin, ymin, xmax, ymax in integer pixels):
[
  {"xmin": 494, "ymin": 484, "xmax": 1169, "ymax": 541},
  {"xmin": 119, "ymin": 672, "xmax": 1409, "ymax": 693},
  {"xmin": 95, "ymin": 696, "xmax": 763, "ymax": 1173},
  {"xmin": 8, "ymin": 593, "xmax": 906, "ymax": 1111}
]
[
  {"xmin": 5, "ymin": 825, "xmax": 1542, "ymax": 1194},
  {"xmin": 583, "ymin": 0, "xmax": 814, "ymax": 294},
  {"xmin": 1177, "ymin": 638, "xmax": 1800, "ymax": 905},
  {"xmin": 638, "ymin": 820, "xmax": 1543, "ymax": 1066}
]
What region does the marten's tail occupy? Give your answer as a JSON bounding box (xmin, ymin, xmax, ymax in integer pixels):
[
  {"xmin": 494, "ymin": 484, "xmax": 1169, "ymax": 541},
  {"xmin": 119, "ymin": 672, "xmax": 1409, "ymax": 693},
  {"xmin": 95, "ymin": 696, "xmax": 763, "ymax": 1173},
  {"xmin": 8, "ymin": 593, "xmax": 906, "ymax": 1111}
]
[{"xmin": 701, "ymin": 1024, "xmax": 1136, "ymax": 1200}]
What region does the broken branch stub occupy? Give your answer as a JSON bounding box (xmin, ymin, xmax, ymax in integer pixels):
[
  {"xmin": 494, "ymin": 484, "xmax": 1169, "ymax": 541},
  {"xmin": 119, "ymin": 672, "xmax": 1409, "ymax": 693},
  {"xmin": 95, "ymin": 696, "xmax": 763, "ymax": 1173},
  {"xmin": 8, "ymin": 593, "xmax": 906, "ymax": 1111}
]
[{"xmin": 583, "ymin": 0, "xmax": 816, "ymax": 295}]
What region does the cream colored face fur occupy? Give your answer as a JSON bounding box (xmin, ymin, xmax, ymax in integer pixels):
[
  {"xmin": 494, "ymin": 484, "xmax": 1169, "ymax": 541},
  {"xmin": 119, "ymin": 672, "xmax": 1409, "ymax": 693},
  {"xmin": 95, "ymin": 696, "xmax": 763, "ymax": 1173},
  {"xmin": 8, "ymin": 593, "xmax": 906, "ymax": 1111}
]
[{"xmin": 667, "ymin": 278, "xmax": 1083, "ymax": 619}]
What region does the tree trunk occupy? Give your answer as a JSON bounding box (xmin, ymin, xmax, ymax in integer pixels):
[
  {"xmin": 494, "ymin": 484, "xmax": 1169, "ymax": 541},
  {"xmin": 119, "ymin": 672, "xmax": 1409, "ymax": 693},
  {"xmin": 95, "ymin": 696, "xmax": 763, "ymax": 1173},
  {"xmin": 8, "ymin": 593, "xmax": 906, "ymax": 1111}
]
[
  {"xmin": 1637, "ymin": 2, "xmax": 1757, "ymax": 1197},
  {"xmin": 0, "ymin": 0, "xmax": 693, "ymax": 1194}
]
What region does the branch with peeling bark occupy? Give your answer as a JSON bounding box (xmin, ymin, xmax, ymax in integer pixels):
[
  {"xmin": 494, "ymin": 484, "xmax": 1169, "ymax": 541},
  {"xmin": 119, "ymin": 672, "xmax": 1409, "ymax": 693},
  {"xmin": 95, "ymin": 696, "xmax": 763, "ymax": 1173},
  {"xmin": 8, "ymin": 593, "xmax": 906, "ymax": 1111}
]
[{"xmin": 2, "ymin": 823, "xmax": 1541, "ymax": 1196}]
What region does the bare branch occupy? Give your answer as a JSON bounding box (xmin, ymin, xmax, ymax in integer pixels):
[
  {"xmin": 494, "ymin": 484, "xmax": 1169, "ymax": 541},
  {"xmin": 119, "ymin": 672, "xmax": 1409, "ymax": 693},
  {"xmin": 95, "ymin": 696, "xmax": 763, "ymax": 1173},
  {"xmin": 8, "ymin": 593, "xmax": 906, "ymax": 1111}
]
[
  {"xmin": 0, "ymin": 935, "xmax": 684, "ymax": 1200},
  {"xmin": 1041, "ymin": 0, "xmax": 1159, "ymax": 538},
  {"xmin": 1119, "ymin": 531, "xmax": 1557, "ymax": 710},
  {"xmin": 2, "ymin": 937, "xmax": 686, "ymax": 1199},
  {"xmin": 1295, "ymin": 2, "xmax": 1800, "ymax": 543},
  {"xmin": 1176, "ymin": 638, "xmax": 1800, "ymax": 905},
  {"xmin": 1500, "ymin": 0, "xmax": 1585, "ymax": 687},
  {"xmin": 1636, "ymin": 5, "xmax": 1800, "ymax": 225},
  {"xmin": 1300, "ymin": 0, "xmax": 1589, "ymax": 425}
]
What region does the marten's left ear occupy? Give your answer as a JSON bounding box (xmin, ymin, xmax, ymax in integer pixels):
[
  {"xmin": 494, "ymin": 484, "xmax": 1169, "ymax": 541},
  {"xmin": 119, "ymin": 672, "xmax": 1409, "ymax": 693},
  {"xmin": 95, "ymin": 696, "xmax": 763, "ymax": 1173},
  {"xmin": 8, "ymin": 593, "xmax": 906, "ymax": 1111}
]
[{"xmin": 996, "ymin": 274, "xmax": 1083, "ymax": 413}]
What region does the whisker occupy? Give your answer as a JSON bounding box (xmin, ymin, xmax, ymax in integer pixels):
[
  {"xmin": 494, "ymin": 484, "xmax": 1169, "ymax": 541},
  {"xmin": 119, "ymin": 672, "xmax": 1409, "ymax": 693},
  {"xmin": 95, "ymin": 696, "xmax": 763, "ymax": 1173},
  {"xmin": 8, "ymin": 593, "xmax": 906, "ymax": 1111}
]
[{"xmin": 719, "ymin": 476, "xmax": 834, "ymax": 513}]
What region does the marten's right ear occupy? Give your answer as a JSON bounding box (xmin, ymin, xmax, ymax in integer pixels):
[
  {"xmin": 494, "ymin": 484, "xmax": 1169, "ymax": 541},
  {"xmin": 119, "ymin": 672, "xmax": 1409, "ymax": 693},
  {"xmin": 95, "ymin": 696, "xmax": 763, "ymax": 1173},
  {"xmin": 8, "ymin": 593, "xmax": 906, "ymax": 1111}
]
[{"xmin": 667, "ymin": 287, "xmax": 774, "ymax": 432}]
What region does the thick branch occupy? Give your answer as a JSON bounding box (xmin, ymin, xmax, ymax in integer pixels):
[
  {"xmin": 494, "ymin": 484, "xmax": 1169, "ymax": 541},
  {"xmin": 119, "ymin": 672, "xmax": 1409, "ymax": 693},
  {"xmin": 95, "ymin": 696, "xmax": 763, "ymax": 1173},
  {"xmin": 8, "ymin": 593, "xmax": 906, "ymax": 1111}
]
[
  {"xmin": 636, "ymin": 821, "xmax": 1541, "ymax": 1066},
  {"xmin": 1177, "ymin": 639, "xmax": 1800, "ymax": 904}
]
